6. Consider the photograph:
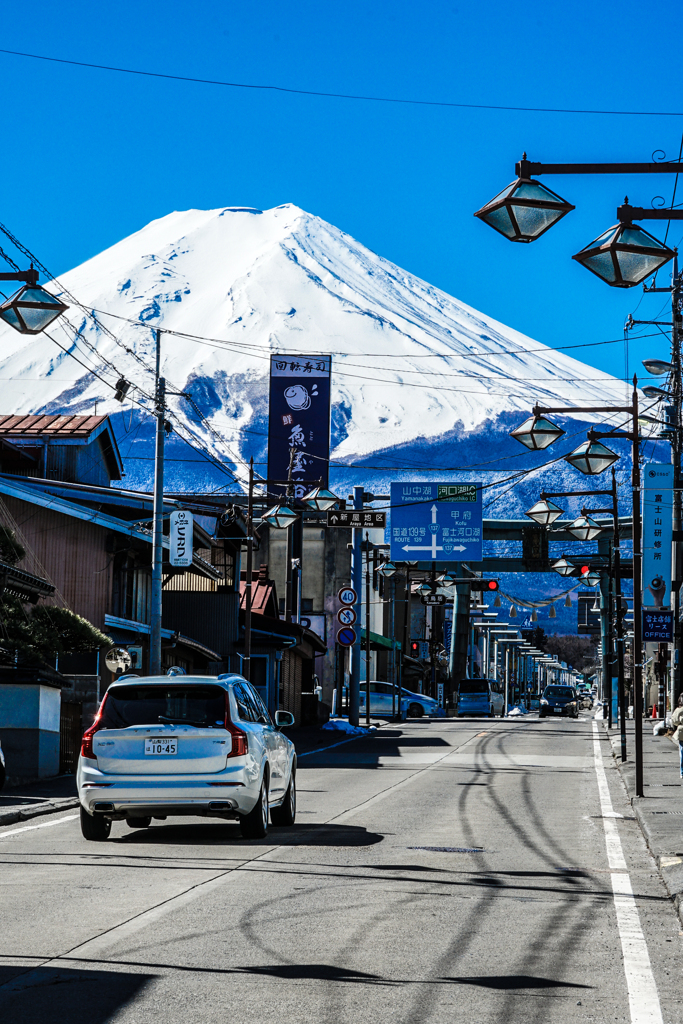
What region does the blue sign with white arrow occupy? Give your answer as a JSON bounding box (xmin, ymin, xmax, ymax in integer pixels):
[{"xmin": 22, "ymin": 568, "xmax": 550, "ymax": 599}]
[{"xmin": 389, "ymin": 482, "xmax": 483, "ymax": 563}]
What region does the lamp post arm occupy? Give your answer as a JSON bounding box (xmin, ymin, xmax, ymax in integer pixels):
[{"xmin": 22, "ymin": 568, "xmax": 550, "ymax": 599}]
[
  {"xmin": 0, "ymin": 269, "xmax": 38, "ymax": 285},
  {"xmin": 541, "ymin": 489, "xmax": 613, "ymax": 499},
  {"xmin": 618, "ymin": 205, "xmax": 683, "ymax": 223},
  {"xmin": 517, "ymin": 159, "xmax": 683, "ymax": 178},
  {"xmin": 535, "ymin": 404, "xmax": 633, "ymax": 415}
]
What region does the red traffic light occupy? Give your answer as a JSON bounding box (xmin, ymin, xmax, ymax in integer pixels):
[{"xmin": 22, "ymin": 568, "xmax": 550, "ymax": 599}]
[
  {"xmin": 486, "ymin": 580, "xmax": 499, "ymax": 591},
  {"xmin": 410, "ymin": 640, "xmax": 420, "ymax": 656},
  {"xmin": 580, "ymin": 565, "xmax": 590, "ymax": 576}
]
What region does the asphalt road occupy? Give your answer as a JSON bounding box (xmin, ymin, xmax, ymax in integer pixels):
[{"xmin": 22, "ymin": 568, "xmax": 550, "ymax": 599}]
[{"xmin": 1, "ymin": 715, "xmax": 682, "ymax": 1024}]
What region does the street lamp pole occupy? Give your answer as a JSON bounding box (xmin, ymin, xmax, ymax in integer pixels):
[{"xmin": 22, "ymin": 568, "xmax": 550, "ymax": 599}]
[{"xmin": 150, "ymin": 328, "xmax": 165, "ymax": 676}]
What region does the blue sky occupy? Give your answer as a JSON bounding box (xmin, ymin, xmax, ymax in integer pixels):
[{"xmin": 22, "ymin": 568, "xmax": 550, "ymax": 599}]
[{"xmin": 2, "ymin": 0, "xmax": 683, "ymax": 379}]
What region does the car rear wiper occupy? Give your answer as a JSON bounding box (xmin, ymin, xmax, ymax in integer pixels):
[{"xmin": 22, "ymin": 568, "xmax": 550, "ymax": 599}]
[{"xmin": 158, "ymin": 715, "xmax": 208, "ymax": 727}]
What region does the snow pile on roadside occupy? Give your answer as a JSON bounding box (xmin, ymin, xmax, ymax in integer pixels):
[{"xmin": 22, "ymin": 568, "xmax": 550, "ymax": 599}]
[
  {"xmin": 507, "ymin": 706, "xmax": 529, "ymax": 717},
  {"xmin": 322, "ymin": 718, "xmax": 377, "ymax": 735}
]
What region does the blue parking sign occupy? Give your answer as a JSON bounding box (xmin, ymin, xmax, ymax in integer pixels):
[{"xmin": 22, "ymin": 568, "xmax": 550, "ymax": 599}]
[{"xmin": 390, "ymin": 482, "xmax": 482, "ymax": 563}]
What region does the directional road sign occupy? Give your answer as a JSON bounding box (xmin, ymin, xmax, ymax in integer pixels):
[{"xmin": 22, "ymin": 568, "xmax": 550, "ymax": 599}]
[
  {"xmin": 390, "ymin": 482, "xmax": 482, "ymax": 563},
  {"xmin": 337, "ymin": 626, "xmax": 357, "ymax": 647},
  {"xmin": 338, "ymin": 587, "xmax": 357, "ymax": 605},
  {"xmin": 337, "ymin": 607, "xmax": 357, "ymax": 626},
  {"xmin": 327, "ymin": 510, "xmax": 386, "ymax": 528}
]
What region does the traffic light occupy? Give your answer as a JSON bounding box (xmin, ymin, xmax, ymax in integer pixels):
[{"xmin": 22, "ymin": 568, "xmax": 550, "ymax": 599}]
[
  {"xmin": 410, "ymin": 640, "xmax": 420, "ymax": 657},
  {"xmin": 469, "ymin": 579, "xmax": 500, "ymax": 592}
]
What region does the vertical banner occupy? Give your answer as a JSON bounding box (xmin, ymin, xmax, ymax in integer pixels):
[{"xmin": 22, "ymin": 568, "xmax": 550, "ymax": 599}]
[
  {"xmin": 642, "ymin": 463, "xmax": 673, "ymax": 609},
  {"xmin": 169, "ymin": 510, "xmax": 193, "ymax": 567},
  {"xmin": 268, "ymin": 355, "xmax": 332, "ymax": 499}
]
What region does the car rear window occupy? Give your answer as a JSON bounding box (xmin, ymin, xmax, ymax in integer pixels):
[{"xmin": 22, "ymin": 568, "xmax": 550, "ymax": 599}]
[
  {"xmin": 458, "ymin": 680, "xmax": 489, "ymax": 694},
  {"xmin": 544, "ymin": 687, "xmax": 575, "ymax": 700},
  {"xmin": 101, "ymin": 685, "xmax": 226, "ymax": 729}
]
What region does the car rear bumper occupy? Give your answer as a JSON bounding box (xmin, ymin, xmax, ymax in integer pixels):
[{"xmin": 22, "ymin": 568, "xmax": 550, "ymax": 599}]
[{"xmin": 77, "ymin": 758, "xmax": 258, "ymax": 819}]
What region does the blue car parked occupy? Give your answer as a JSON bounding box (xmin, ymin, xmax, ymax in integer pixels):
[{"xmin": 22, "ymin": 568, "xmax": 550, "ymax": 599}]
[{"xmin": 456, "ymin": 679, "xmax": 505, "ymax": 718}]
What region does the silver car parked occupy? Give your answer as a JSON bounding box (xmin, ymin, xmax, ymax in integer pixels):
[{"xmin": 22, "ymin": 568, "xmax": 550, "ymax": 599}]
[{"xmin": 77, "ymin": 675, "xmax": 296, "ymax": 842}]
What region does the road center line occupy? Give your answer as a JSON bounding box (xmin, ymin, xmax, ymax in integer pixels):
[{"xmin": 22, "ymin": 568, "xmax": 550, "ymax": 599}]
[{"xmin": 592, "ymin": 720, "xmax": 663, "ymax": 1024}]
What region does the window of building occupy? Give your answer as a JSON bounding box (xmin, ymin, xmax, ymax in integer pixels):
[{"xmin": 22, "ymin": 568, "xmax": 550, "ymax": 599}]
[{"xmin": 301, "ymin": 598, "xmax": 314, "ymax": 613}]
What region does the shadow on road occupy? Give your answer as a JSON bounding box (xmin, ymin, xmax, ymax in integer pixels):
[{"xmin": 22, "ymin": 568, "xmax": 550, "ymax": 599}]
[
  {"xmin": 113, "ymin": 821, "xmax": 385, "ymax": 847},
  {"xmin": 442, "ymin": 974, "xmax": 591, "ymax": 990},
  {"xmin": 0, "ymin": 965, "xmax": 154, "ymax": 1021}
]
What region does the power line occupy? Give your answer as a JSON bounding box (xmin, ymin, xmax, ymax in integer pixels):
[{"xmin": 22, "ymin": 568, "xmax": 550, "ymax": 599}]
[{"xmin": 1, "ymin": 47, "xmax": 682, "ymax": 118}]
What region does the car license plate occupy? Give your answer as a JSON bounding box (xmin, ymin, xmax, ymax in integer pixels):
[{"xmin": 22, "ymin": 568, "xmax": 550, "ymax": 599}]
[
  {"xmin": 145, "ymin": 738, "xmax": 177, "ymax": 755},
  {"xmin": 553, "ymin": 708, "xmax": 562, "ymax": 714}
]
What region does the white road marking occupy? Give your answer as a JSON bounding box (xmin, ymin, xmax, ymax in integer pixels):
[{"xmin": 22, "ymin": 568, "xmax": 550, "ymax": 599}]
[
  {"xmin": 0, "ymin": 813, "xmax": 78, "ymax": 840},
  {"xmin": 592, "ymin": 721, "xmax": 663, "ymax": 1024}
]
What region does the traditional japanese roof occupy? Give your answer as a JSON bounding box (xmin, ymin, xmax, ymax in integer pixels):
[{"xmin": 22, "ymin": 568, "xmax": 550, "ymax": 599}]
[
  {"xmin": 239, "ymin": 564, "xmax": 279, "ymax": 618},
  {"xmin": 0, "ymin": 414, "xmax": 123, "ymax": 480}
]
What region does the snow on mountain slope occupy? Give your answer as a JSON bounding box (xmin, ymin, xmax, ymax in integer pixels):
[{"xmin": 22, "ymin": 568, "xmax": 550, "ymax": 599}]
[{"xmin": 0, "ymin": 203, "xmax": 636, "ymax": 492}]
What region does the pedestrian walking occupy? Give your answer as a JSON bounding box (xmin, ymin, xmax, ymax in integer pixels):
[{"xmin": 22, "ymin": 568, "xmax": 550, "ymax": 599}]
[{"xmin": 671, "ymin": 695, "xmax": 683, "ymax": 779}]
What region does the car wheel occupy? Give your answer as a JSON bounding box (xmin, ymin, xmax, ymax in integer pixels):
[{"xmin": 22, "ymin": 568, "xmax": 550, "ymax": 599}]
[
  {"xmin": 126, "ymin": 816, "xmax": 152, "ymax": 829},
  {"xmin": 271, "ymin": 767, "xmax": 296, "ymax": 827},
  {"xmin": 80, "ymin": 806, "xmax": 111, "ymax": 842},
  {"xmin": 240, "ymin": 774, "xmax": 269, "ymax": 839},
  {"xmin": 407, "ymin": 703, "xmax": 424, "ymax": 718},
  {"xmin": 0, "ymin": 761, "xmax": 5, "ymax": 790}
]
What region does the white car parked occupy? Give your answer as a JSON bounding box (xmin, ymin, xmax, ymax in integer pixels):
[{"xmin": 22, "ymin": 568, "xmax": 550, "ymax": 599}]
[{"xmin": 77, "ymin": 675, "xmax": 296, "ymax": 842}]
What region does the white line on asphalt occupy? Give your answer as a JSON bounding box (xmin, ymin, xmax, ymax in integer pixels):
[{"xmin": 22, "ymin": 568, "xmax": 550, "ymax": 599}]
[
  {"xmin": 0, "ymin": 813, "xmax": 78, "ymax": 840},
  {"xmin": 592, "ymin": 721, "xmax": 663, "ymax": 1024}
]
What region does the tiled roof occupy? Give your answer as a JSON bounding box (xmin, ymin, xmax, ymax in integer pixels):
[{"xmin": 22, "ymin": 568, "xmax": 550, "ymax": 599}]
[{"xmin": 0, "ymin": 414, "xmax": 110, "ymax": 438}]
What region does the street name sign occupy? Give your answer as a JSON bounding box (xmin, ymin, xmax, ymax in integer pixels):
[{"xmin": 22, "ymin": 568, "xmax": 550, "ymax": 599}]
[
  {"xmin": 327, "ymin": 510, "xmax": 386, "ymax": 528},
  {"xmin": 337, "ymin": 607, "xmax": 357, "ymax": 626},
  {"xmin": 338, "ymin": 587, "xmax": 357, "ymax": 605},
  {"xmin": 337, "ymin": 626, "xmax": 357, "ymax": 647},
  {"xmin": 390, "ymin": 482, "xmax": 482, "ymax": 562},
  {"xmin": 421, "ymin": 593, "xmax": 447, "ymax": 606}
]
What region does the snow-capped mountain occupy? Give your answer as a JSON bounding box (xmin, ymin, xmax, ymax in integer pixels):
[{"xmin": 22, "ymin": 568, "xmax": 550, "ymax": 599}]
[{"xmin": 0, "ymin": 203, "xmax": 650, "ymax": 511}]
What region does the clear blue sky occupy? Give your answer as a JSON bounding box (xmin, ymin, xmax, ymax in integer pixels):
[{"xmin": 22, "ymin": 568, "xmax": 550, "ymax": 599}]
[{"xmin": 2, "ymin": 0, "xmax": 683, "ymax": 379}]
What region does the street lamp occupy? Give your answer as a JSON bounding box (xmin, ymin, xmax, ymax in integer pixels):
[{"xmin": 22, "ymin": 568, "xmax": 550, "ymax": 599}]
[
  {"xmin": 572, "ymin": 217, "xmax": 675, "ymax": 288},
  {"xmin": 262, "ymin": 503, "xmax": 299, "ymax": 529},
  {"xmin": 0, "ymin": 268, "xmax": 68, "ymax": 334},
  {"xmin": 564, "ymin": 439, "xmax": 620, "ymax": 475},
  {"xmin": 552, "ymin": 558, "xmax": 580, "ymax": 577},
  {"xmin": 473, "ymin": 172, "xmax": 575, "ymax": 242},
  {"xmin": 642, "ymin": 385, "xmax": 671, "ymax": 400},
  {"xmin": 509, "ymin": 413, "xmax": 565, "ymax": 450},
  {"xmin": 303, "ymin": 485, "xmax": 340, "ymax": 511},
  {"xmin": 377, "ymin": 560, "xmax": 397, "ymax": 578},
  {"xmin": 642, "ymin": 359, "xmax": 673, "ymax": 375},
  {"xmin": 566, "ymin": 515, "xmax": 603, "ymax": 541},
  {"xmin": 525, "ymin": 498, "xmax": 565, "ymax": 526}
]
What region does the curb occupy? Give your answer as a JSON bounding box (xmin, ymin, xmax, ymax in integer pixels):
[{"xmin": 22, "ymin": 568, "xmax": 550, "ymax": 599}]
[
  {"xmin": 606, "ymin": 725, "xmax": 683, "ymax": 927},
  {"xmin": 0, "ymin": 797, "xmax": 79, "ymax": 828}
]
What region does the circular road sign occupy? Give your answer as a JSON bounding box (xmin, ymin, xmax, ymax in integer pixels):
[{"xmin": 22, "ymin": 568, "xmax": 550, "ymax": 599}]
[
  {"xmin": 338, "ymin": 586, "xmax": 357, "ymax": 606},
  {"xmin": 337, "ymin": 606, "xmax": 357, "ymax": 627},
  {"xmin": 337, "ymin": 626, "xmax": 357, "ymax": 647}
]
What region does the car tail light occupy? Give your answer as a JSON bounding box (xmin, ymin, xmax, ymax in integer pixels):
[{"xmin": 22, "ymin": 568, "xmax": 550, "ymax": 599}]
[
  {"xmin": 81, "ymin": 695, "xmax": 108, "ymax": 759},
  {"xmin": 224, "ymin": 691, "xmax": 248, "ymax": 757}
]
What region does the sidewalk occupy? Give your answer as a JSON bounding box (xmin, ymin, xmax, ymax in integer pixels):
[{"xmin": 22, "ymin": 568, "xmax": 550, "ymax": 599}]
[
  {"xmin": 606, "ymin": 720, "xmax": 683, "ymax": 922},
  {"xmin": 0, "ymin": 773, "xmax": 79, "ymax": 827}
]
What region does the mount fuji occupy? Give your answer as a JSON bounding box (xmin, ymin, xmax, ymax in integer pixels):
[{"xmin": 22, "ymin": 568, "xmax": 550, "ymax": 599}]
[{"xmin": 0, "ymin": 203, "xmax": 656, "ymax": 519}]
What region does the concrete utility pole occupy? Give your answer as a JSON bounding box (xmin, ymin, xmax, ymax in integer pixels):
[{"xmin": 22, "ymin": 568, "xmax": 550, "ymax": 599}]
[
  {"xmin": 243, "ymin": 457, "xmax": 254, "ymax": 682},
  {"xmin": 150, "ymin": 328, "xmax": 165, "ymax": 676}
]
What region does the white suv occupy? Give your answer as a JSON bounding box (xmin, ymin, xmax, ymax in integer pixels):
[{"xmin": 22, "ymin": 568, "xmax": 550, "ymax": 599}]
[{"xmin": 77, "ymin": 675, "xmax": 296, "ymax": 842}]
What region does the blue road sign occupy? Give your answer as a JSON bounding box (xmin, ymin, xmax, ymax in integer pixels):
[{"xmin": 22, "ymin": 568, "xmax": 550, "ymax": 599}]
[
  {"xmin": 390, "ymin": 482, "xmax": 482, "ymax": 563},
  {"xmin": 337, "ymin": 626, "xmax": 357, "ymax": 647}
]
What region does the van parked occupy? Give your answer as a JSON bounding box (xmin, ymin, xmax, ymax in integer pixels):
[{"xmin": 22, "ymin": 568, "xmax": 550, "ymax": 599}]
[{"xmin": 456, "ymin": 679, "xmax": 505, "ymax": 718}]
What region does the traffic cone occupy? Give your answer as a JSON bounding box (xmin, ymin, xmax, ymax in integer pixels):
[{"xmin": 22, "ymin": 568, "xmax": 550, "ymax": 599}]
[{"xmin": 652, "ymin": 705, "xmax": 657, "ymax": 719}]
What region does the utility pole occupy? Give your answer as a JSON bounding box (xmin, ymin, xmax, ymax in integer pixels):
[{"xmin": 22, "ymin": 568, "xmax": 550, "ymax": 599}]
[
  {"xmin": 365, "ymin": 532, "xmax": 371, "ymax": 726},
  {"xmin": 243, "ymin": 457, "xmax": 254, "ymax": 682},
  {"xmin": 671, "ymin": 255, "xmax": 682, "ymax": 707},
  {"xmin": 150, "ymin": 328, "xmax": 165, "ymax": 676},
  {"xmin": 349, "ymin": 485, "xmax": 363, "ymax": 727},
  {"xmin": 632, "ymin": 377, "xmax": 645, "ymax": 798}
]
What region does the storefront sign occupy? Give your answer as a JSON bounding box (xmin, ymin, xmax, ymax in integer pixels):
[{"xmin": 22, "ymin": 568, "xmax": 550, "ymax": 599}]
[
  {"xmin": 267, "ymin": 355, "xmax": 331, "ymax": 500},
  {"xmin": 170, "ymin": 509, "xmax": 193, "ymax": 567},
  {"xmin": 642, "ymin": 463, "xmax": 673, "ymax": 609}
]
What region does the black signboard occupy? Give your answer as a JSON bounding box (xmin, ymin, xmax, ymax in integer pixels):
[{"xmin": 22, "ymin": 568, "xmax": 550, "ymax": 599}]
[
  {"xmin": 643, "ymin": 609, "xmax": 674, "ymax": 643},
  {"xmin": 327, "ymin": 510, "xmax": 386, "ymax": 528},
  {"xmin": 268, "ymin": 355, "xmax": 331, "ymax": 499},
  {"xmin": 421, "ymin": 593, "xmax": 447, "ymax": 606}
]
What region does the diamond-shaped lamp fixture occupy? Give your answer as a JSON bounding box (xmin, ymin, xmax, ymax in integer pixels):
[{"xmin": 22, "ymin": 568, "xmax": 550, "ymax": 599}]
[
  {"xmin": 0, "ymin": 283, "xmax": 68, "ymax": 334},
  {"xmin": 262, "ymin": 504, "xmax": 298, "ymax": 529},
  {"xmin": 474, "ymin": 177, "xmax": 575, "ymax": 243},
  {"xmin": 510, "ymin": 414, "xmax": 565, "ymax": 450},
  {"xmin": 525, "ymin": 498, "xmax": 564, "ymax": 526},
  {"xmin": 552, "ymin": 558, "xmax": 579, "ymax": 577},
  {"xmin": 566, "ymin": 515, "xmax": 603, "ymax": 541},
  {"xmin": 416, "ymin": 581, "xmax": 434, "ymax": 595},
  {"xmin": 581, "ymin": 571, "xmax": 601, "ymax": 587},
  {"xmin": 565, "ymin": 440, "xmax": 620, "ymax": 475},
  {"xmin": 303, "ymin": 485, "xmax": 339, "ymax": 511},
  {"xmin": 377, "ymin": 560, "xmax": 397, "ymax": 578},
  {"xmin": 572, "ymin": 219, "xmax": 674, "ymax": 288}
]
